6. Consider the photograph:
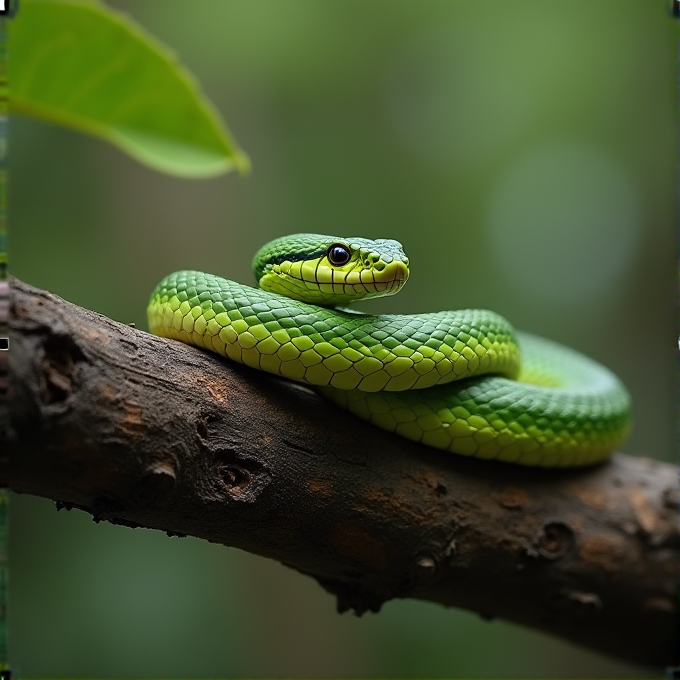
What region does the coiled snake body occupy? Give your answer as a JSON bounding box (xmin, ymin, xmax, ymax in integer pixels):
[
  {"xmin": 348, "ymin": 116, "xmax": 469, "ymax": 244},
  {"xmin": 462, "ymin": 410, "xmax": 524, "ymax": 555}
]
[{"xmin": 148, "ymin": 234, "xmax": 631, "ymax": 467}]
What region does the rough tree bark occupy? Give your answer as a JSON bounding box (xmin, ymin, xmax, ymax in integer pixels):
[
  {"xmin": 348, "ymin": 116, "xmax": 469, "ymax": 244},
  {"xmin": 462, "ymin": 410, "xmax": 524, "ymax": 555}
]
[{"xmin": 7, "ymin": 277, "xmax": 679, "ymax": 669}]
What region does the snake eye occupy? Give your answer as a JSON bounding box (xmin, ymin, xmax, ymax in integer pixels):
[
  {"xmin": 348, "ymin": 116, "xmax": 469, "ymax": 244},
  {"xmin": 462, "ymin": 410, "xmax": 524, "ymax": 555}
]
[{"xmin": 327, "ymin": 244, "xmax": 351, "ymax": 266}]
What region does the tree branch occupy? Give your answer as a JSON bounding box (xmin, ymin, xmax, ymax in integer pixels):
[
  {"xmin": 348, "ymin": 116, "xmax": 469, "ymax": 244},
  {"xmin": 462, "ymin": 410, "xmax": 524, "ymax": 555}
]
[{"xmin": 8, "ymin": 277, "xmax": 679, "ymax": 668}]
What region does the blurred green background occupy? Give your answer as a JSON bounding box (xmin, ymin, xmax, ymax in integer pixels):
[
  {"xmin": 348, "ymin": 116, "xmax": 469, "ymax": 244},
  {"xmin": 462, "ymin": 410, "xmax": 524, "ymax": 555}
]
[{"xmin": 10, "ymin": 0, "xmax": 676, "ymax": 677}]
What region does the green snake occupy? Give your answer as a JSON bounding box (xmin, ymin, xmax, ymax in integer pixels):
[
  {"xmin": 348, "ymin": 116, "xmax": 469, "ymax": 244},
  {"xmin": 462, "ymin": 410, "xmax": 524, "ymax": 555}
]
[{"xmin": 147, "ymin": 234, "xmax": 631, "ymax": 467}]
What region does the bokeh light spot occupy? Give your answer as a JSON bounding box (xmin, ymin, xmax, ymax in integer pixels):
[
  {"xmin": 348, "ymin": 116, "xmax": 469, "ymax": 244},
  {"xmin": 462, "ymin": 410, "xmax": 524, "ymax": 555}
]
[{"xmin": 485, "ymin": 141, "xmax": 641, "ymax": 306}]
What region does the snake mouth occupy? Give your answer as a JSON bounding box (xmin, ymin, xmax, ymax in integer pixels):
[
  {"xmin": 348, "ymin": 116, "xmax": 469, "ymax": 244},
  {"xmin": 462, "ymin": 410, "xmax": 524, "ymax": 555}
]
[
  {"xmin": 393, "ymin": 265, "xmax": 408, "ymax": 282},
  {"xmin": 370, "ymin": 264, "xmax": 408, "ymax": 298},
  {"xmin": 376, "ymin": 261, "xmax": 409, "ymax": 289}
]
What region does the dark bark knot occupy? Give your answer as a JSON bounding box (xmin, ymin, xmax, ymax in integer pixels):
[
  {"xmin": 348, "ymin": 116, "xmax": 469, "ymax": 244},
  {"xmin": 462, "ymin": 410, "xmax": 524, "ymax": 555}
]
[
  {"xmin": 220, "ymin": 464, "xmax": 252, "ymax": 494},
  {"xmin": 40, "ymin": 334, "xmax": 85, "ymax": 406},
  {"xmin": 213, "ymin": 452, "xmax": 271, "ymax": 501},
  {"xmin": 535, "ymin": 521, "xmax": 574, "ymax": 560}
]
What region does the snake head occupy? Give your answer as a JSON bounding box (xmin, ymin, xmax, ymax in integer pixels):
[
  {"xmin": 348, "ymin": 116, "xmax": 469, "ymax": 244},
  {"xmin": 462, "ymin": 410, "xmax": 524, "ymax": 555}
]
[{"xmin": 252, "ymin": 233, "xmax": 410, "ymax": 305}]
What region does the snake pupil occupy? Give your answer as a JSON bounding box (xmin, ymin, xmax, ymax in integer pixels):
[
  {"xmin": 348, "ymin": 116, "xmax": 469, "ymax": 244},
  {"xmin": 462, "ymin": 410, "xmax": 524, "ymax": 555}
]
[{"xmin": 328, "ymin": 244, "xmax": 351, "ymax": 266}]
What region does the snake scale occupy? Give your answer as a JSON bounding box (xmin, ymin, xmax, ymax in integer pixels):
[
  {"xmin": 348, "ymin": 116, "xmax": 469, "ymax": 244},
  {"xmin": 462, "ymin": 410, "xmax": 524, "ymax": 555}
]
[{"xmin": 147, "ymin": 234, "xmax": 631, "ymax": 467}]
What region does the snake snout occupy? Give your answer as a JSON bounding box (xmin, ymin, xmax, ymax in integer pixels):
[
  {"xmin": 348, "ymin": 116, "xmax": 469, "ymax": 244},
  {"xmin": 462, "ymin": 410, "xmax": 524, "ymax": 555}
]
[
  {"xmin": 394, "ymin": 262, "xmax": 408, "ymax": 281},
  {"xmin": 381, "ymin": 260, "xmax": 409, "ymax": 288}
]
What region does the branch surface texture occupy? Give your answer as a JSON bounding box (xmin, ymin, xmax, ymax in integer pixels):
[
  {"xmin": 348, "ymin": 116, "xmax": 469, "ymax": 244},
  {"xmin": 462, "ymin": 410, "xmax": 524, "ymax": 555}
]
[{"xmin": 8, "ymin": 277, "xmax": 679, "ymax": 668}]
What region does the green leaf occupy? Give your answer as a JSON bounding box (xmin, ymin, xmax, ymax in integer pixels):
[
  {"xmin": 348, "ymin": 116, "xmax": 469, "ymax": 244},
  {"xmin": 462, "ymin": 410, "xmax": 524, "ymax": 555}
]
[{"xmin": 9, "ymin": 0, "xmax": 249, "ymax": 177}]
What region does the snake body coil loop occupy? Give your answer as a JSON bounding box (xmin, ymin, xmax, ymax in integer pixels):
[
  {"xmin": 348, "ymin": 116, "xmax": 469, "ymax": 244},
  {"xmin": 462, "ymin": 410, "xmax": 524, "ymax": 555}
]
[{"xmin": 148, "ymin": 233, "xmax": 631, "ymax": 467}]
